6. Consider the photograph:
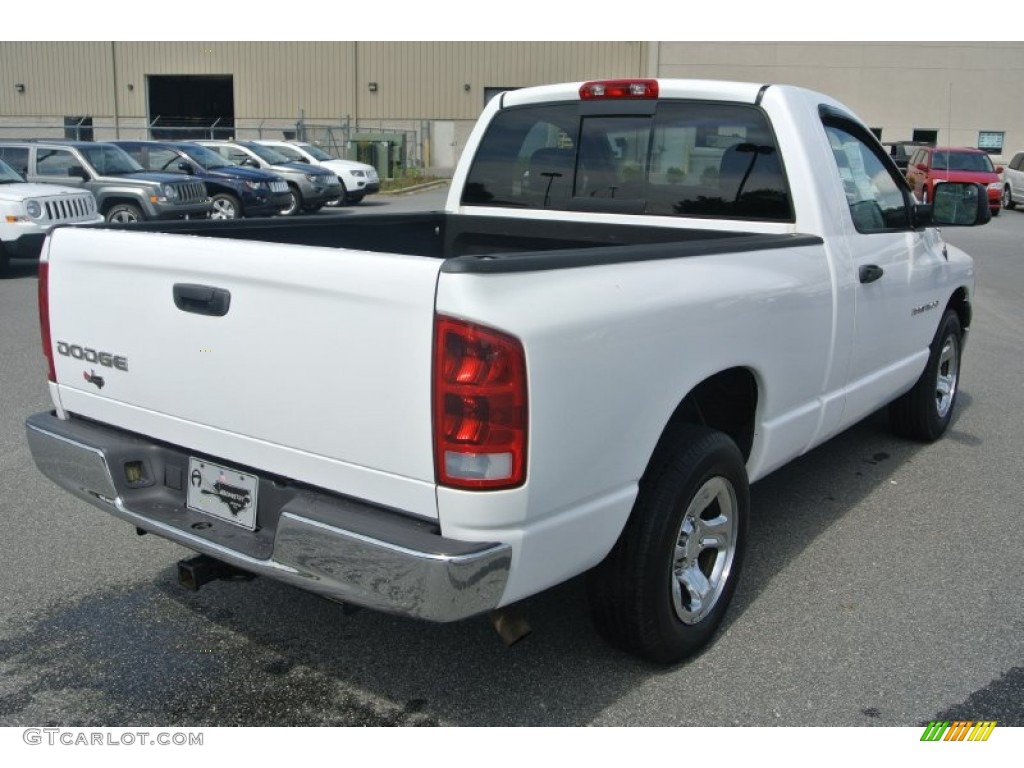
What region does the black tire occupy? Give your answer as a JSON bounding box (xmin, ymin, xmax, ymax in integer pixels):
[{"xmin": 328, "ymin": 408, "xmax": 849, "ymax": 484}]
[
  {"xmin": 302, "ymin": 202, "xmax": 325, "ymax": 213},
  {"xmin": 587, "ymin": 424, "xmax": 749, "ymax": 664},
  {"xmin": 0, "ymin": 242, "xmax": 9, "ymax": 275},
  {"xmin": 991, "ymin": 205, "xmax": 1000, "ymax": 217},
  {"xmin": 209, "ymin": 193, "xmax": 241, "ymax": 220},
  {"xmin": 105, "ymin": 203, "xmax": 144, "ymax": 224},
  {"xmin": 280, "ymin": 185, "xmax": 303, "ymax": 216},
  {"xmin": 889, "ymin": 308, "xmax": 962, "ymax": 441},
  {"xmin": 346, "ymin": 192, "xmax": 365, "ymax": 205},
  {"xmin": 1003, "ymin": 186, "xmax": 1016, "ymax": 210}
]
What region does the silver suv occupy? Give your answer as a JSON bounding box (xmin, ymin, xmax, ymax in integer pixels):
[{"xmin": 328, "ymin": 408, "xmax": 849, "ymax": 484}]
[
  {"xmin": 195, "ymin": 140, "xmax": 342, "ymax": 215},
  {"xmin": 1001, "ymin": 151, "xmax": 1024, "ymax": 210},
  {"xmin": 0, "ymin": 141, "xmax": 211, "ymax": 223}
]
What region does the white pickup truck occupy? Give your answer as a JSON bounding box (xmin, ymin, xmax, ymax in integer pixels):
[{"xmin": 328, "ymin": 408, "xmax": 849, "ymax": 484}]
[{"xmin": 25, "ymin": 79, "xmax": 987, "ymax": 663}]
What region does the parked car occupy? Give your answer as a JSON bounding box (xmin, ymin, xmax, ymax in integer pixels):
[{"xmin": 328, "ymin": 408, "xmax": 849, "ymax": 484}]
[
  {"xmin": 195, "ymin": 140, "xmax": 342, "ymax": 215},
  {"xmin": 252, "ymin": 140, "xmax": 380, "ymax": 204},
  {"xmin": 112, "ymin": 140, "xmax": 291, "ymax": 220},
  {"xmin": 905, "ymin": 145, "xmax": 1002, "ymax": 215},
  {"xmin": 0, "ymin": 140, "xmax": 211, "ymax": 223},
  {"xmin": 1000, "ymin": 150, "xmax": 1024, "ymax": 210},
  {"xmin": 0, "ymin": 156, "xmax": 102, "ymax": 273},
  {"xmin": 882, "ymin": 140, "xmax": 933, "ymax": 171}
]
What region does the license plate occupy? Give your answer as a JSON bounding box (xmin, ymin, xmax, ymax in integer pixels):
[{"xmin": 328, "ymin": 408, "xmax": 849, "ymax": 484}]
[{"xmin": 187, "ymin": 458, "xmax": 259, "ymax": 530}]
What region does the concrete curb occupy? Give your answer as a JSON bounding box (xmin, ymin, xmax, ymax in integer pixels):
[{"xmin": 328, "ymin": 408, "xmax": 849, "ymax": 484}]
[{"xmin": 379, "ymin": 179, "xmax": 451, "ymax": 196}]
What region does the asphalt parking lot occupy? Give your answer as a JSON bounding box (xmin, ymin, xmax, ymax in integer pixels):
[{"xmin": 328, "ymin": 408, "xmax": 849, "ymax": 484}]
[{"xmin": 0, "ymin": 189, "xmax": 1021, "ymax": 728}]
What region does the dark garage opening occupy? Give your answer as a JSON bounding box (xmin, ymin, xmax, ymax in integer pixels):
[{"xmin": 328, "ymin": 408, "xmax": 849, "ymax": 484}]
[{"xmin": 147, "ymin": 75, "xmax": 235, "ymax": 140}]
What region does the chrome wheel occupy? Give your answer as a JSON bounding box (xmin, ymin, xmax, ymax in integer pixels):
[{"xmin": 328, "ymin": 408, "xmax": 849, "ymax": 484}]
[
  {"xmin": 671, "ymin": 476, "xmax": 738, "ymax": 624},
  {"xmin": 935, "ymin": 333, "xmax": 960, "ymax": 420}
]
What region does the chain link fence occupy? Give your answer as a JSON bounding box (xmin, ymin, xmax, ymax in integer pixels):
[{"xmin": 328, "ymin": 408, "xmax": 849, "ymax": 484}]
[{"xmin": 0, "ymin": 116, "xmax": 457, "ymax": 178}]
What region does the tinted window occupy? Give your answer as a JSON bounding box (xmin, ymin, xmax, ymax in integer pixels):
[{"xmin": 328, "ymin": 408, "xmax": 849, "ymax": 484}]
[
  {"xmin": 268, "ymin": 144, "xmax": 305, "ymax": 162},
  {"xmin": 930, "ymin": 151, "xmax": 995, "ymax": 173},
  {"xmin": 78, "ymin": 145, "xmax": 143, "ymax": 174},
  {"xmin": 36, "ymin": 148, "xmax": 78, "ymax": 177},
  {"xmin": 0, "ymin": 157, "xmax": 23, "ymax": 182},
  {"xmin": 824, "ymin": 123, "xmax": 910, "ymax": 233},
  {"xmin": 462, "ymin": 101, "xmax": 791, "ymax": 221},
  {"xmin": 0, "ymin": 146, "xmax": 29, "ymax": 175},
  {"xmin": 1011, "ymin": 153, "xmax": 1024, "ymax": 171},
  {"xmin": 149, "ymin": 147, "xmax": 184, "ymax": 172}
]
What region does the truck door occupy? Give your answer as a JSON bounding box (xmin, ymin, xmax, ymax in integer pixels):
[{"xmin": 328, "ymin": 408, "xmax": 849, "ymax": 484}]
[{"xmin": 821, "ymin": 115, "xmax": 942, "ymax": 426}]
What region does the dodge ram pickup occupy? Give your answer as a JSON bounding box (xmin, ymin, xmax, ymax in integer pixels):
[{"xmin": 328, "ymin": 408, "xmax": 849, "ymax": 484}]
[{"xmin": 25, "ymin": 79, "xmax": 988, "ymax": 663}]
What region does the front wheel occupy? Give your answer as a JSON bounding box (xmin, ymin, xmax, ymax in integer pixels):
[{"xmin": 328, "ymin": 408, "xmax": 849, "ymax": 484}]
[
  {"xmin": 890, "ymin": 308, "xmax": 962, "ymax": 441},
  {"xmin": 1003, "ymin": 186, "xmax": 1016, "ymax": 210},
  {"xmin": 209, "ymin": 193, "xmax": 241, "ymax": 220},
  {"xmin": 587, "ymin": 424, "xmax": 749, "ymax": 664},
  {"xmin": 105, "ymin": 203, "xmax": 143, "ymax": 224},
  {"xmin": 280, "ymin": 186, "xmax": 303, "ymax": 216}
]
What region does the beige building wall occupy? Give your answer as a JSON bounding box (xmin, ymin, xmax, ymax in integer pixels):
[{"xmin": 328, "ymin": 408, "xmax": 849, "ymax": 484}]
[
  {"xmin": 1, "ymin": 41, "xmax": 1022, "ymax": 168},
  {"xmin": 0, "ymin": 41, "xmax": 645, "ymax": 123},
  {"xmin": 652, "ymin": 42, "xmax": 1024, "ymax": 157}
]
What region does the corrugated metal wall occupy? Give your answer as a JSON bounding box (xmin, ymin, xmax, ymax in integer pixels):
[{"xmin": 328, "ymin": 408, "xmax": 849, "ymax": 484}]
[
  {"xmin": 653, "ymin": 41, "xmax": 1024, "ymax": 153},
  {"xmin": 0, "ymin": 41, "xmax": 644, "ymax": 122}
]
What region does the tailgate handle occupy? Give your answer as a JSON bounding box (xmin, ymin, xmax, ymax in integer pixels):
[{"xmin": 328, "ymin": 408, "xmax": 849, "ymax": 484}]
[{"xmin": 173, "ymin": 284, "xmax": 231, "ymax": 317}]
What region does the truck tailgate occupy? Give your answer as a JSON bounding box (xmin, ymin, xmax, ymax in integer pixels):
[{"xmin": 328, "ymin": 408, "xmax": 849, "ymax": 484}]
[{"xmin": 44, "ymin": 227, "xmax": 443, "ymax": 519}]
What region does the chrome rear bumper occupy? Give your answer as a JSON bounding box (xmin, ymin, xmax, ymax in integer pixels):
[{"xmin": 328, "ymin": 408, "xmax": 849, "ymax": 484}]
[{"xmin": 25, "ymin": 412, "xmax": 510, "ymax": 622}]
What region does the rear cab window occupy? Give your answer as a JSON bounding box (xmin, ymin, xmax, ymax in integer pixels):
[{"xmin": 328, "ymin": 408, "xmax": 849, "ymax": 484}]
[{"xmin": 462, "ymin": 101, "xmax": 793, "ymax": 222}]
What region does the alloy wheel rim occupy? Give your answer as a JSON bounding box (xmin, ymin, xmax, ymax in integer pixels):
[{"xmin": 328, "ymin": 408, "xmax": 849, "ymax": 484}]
[
  {"xmin": 211, "ymin": 199, "xmax": 236, "ymax": 219},
  {"xmin": 935, "ymin": 334, "xmax": 960, "ymax": 419},
  {"xmin": 670, "ymin": 476, "xmax": 738, "ymax": 624}
]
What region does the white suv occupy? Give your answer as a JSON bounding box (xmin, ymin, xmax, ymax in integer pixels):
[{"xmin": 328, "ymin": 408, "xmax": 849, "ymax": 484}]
[
  {"xmin": 254, "ymin": 140, "xmax": 379, "ymax": 204},
  {"xmin": 0, "ymin": 157, "xmax": 101, "ymax": 274},
  {"xmin": 1001, "ymin": 151, "xmax": 1024, "ymax": 210}
]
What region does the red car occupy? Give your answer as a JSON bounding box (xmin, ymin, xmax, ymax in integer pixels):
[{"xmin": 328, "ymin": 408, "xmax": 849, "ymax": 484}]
[{"xmin": 905, "ymin": 146, "xmax": 1003, "ymax": 215}]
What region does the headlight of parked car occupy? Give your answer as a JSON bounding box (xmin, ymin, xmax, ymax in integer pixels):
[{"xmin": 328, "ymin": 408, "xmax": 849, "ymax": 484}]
[
  {"xmin": 161, "ymin": 184, "xmax": 177, "ymax": 200},
  {"xmin": 351, "ymin": 170, "xmax": 366, "ymax": 178},
  {"xmin": 987, "ymin": 182, "xmax": 1003, "ymax": 193},
  {"xmin": 243, "ymin": 180, "xmax": 265, "ymax": 190},
  {"xmin": 25, "ymin": 200, "xmax": 42, "ymax": 218}
]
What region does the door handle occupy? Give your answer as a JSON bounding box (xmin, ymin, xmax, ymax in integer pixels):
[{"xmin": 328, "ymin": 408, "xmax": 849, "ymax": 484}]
[
  {"xmin": 859, "ymin": 265, "xmax": 884, "ymax": 284},
  {"xmin": 173, "ymin": 283, "xmax": 231, "ymax": 317}
]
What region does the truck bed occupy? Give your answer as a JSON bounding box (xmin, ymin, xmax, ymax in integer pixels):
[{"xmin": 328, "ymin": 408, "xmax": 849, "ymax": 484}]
[{"xmin": 108, "ymin": 212, "xmax": 821, "ymax": 273}]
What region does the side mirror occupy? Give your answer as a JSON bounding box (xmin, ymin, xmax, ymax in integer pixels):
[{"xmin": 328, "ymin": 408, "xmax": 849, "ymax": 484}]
[
  {"xmin": 915, "ymin": 162, "xmax": 928, "ymax": 172},
  {"xmin": 923, "ymin": 182, "xmax": 992, "ymax": 227},
  {"xmin": 177, "ymin": 161, "xmax": 195, "ymax": 174},
  {"xmin": 67, "ymin": 165, "xmax": 89, "ymax": 180},
  {"xmin": 995, "ymin": 166, "xmax": 1004, "ymax": 174},
  {"xmin": 243, "ymin": 158, "xmax": 259, "ymax": 168}
]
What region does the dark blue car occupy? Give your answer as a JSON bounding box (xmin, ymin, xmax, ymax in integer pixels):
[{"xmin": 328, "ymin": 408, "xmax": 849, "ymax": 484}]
[{"xmin": 112, "ymin": 140, "xmax": 292, "ymax": 219}]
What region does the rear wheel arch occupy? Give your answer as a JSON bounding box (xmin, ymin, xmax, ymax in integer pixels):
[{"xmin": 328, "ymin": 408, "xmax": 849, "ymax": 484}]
[{"xmin": 662, "ymin": 367, "xmax": 759, "ymax": 463}]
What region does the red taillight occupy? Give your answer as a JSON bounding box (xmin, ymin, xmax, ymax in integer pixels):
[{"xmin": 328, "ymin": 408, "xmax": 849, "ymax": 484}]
[
  {"xmin": 433, "ymin": 315, "xmax": 527, "ymax": 490},
  {"xmin": 579, "ymin": 79, "xmax": 659, "ymax": 100},
  {"xmin": 38, "ymin": 262, "xmax": 55, "ymax": 382}
]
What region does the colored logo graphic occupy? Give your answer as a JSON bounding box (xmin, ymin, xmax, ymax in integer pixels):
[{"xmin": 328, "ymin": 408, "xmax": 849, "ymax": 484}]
[{"xmin": 920, "ymin": 720, "xmax": 996, "ymax": 742}]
